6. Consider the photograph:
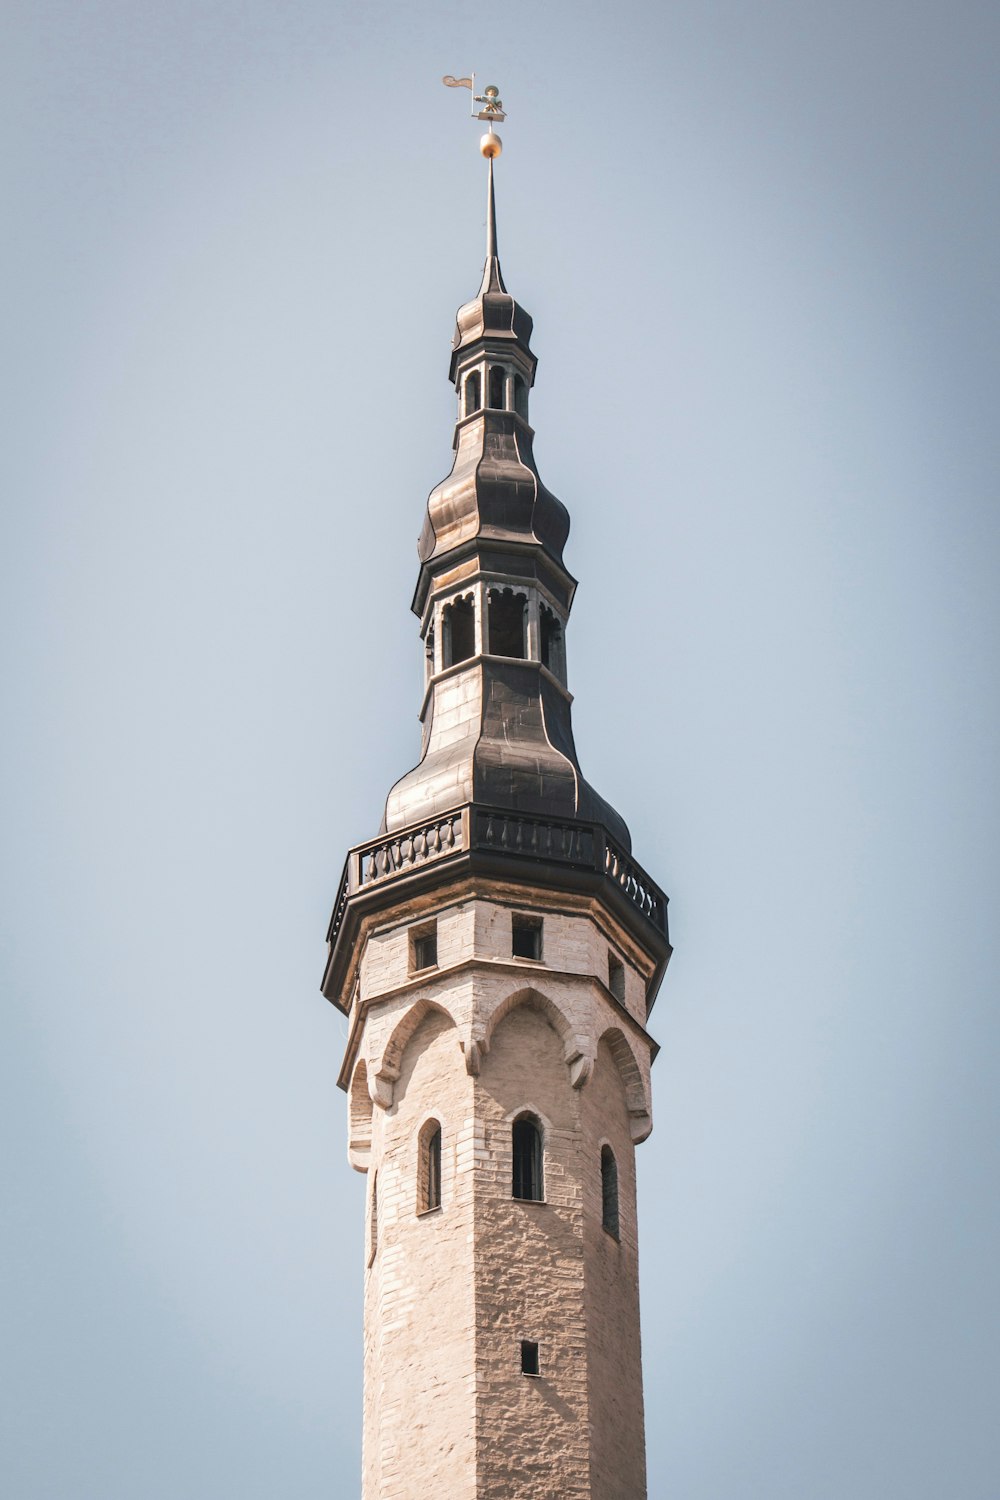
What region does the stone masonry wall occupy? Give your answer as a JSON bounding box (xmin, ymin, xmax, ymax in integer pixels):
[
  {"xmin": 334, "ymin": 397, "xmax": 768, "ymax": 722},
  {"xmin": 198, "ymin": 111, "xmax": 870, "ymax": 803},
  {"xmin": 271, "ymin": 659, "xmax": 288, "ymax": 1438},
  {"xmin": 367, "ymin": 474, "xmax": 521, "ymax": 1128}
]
[
  {"xmin": 581, "ymin": 1036, "xmax": 646, "ymax": 1498},
  {"xmin": 364, "ymin": 1009, "xmax": 477, "ymax": 1500},
  {"xmin": 349, "ymin": 884, "xmax": 656, "ymax": 1499}
]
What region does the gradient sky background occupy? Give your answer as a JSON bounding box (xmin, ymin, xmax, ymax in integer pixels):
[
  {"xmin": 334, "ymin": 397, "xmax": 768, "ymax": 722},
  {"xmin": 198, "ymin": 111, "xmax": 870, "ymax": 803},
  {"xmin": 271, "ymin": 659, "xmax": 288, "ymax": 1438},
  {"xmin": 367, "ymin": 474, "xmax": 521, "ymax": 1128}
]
[{"xmin": 3, "ymin": 2, "xmax": 999, "ymax": 1496}]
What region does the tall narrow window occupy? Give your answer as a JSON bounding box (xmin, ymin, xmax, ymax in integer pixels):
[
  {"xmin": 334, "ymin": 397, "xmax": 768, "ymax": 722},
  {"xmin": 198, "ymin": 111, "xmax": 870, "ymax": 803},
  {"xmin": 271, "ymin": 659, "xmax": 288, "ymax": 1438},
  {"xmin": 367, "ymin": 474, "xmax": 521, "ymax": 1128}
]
[
  {"xmin": 424, "ymin": 627, "xmax": 436, "ymax": 684},
  {"xmin": 520, "ymin": 1340, "xmax": 540, "ymax": 1376},
  {"xmin": 488, "ymin": 589, "xmax": 527, "ymax": 659},
  {"xmin": 488, "ymin": 364, "xmax": 505, "ymax": 409},
  {"xmin": 464, "ymin": 370, "xmax": 481, "ymax": 415},
  {"xmin": 608, "ymin": 952, "xmax": 626, "ymax": 1004},
  {"xmin": 368, "ymin": 1172, "xmax": 378, "ymax": 1266},
  {"xmin": 512, "ymin": 1114, "xmax": 544, "ymax": 1201},
  {"xmin": 513, "ymin": 373, "xmax": 528, "ymax": 419},
  {"xmin": 443, "ymin": 595, "xmax": 475, "ymax": 667},
  {"xmin": 601, "ymin": 1145, "xmax": 620, "ymax": 1238},
  {"xmin": 419, "ymin": 1119, "xmax": 442, "ymax": 1213}
]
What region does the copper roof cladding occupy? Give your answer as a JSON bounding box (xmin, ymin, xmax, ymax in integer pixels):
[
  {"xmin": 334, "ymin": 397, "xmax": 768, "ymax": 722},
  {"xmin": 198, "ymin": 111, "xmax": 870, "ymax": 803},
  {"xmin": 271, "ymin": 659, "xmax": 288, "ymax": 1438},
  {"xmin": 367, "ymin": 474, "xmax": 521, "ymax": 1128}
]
[
  {"xmin": 379, "ymin": 159, "xmax": 632, "ymax": 852},
  {"xmin": 414, "ymin": 162, "xmax": 572, "ymax": 614}
]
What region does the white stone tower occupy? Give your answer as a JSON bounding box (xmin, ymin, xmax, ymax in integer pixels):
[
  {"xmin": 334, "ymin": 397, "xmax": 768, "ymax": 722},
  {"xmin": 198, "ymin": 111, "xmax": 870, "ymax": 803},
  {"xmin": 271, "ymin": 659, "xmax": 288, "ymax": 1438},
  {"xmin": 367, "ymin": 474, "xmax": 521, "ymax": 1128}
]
[{"xmin": 322, "ymin": 150, "xmax": 671, "ymax": 1500}]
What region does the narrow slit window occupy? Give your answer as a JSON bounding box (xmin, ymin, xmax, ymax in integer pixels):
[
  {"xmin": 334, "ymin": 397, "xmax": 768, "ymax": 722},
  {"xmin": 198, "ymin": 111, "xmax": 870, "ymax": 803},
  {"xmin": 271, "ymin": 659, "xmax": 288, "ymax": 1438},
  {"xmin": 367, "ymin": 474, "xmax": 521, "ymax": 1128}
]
[
  {"xmin": 443, "ymin": 595, "xmax": 475, "ymax": 667},
  {"xmin": 464, "ymin": 370, "xmax": 481, "ymax": 416},
  {"xmin": 601, "ymin": 1145, "xmax": 620, "ymax": 1238},
  {"xmin": 512, "ymin": 1114, "xmax": 544, "ymax": 1201},
  {"xmin": 488, "ymin": 364, "xmax": 505, "ymax": 409},
  {"xmin": 512, "ymin": 915, "xmax": 542, "ymax": 961},
  {"xmin": 424, "ymin": 627, "xmax": 436, "ymax": 683},
  {"xmin": 410, "ymin": 922, "xmax": 438, "ymax": 973},
  {"xmin": 488, "ymin": 588, "xmax": 526, "ymax": 659},
  {"xmin": 513, "ymin": 373, "xmax": 528, "ymax": 419},
  {"xmin": 608, "ymin": 952, "xmax": 626, "ymax": 1004},
  {"xmin": 520, "ymin": 1340, "xmax": 540, "ymax": 1376},
  {"xmin": 419, "ymin": 1120, "xmax": 442, "ymax": 1213},
  {"xmin": 368, "ymin": 1173, "xmax": 378, "ymax": 1266}
]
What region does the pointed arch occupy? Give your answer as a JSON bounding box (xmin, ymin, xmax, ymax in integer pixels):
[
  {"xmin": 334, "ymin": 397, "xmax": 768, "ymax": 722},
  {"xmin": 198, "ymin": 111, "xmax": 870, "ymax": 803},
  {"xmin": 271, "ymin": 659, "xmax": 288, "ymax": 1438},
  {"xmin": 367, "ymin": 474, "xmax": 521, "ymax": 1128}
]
[
  {"xmin": 374, "ymin": 997, "xmax": 459, "ymax": 1107},
  {"xmin": 348, "ymin": 1058, "xmax": 373, "ymax": 1172},
  {"xmin": 598, "ymin": 1026, "xmax": 652, "ymax": 1142},
  {"xmin": 480, "ymin": 986, "xmax": 589, "ymax": 1086}
]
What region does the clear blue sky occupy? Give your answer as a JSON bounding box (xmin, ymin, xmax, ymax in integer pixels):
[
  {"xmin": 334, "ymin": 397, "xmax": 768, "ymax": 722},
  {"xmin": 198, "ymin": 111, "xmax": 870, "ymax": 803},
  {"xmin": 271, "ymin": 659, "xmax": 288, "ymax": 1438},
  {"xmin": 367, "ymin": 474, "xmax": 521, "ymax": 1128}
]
[{"xmin": 3, "ymin": 2, "xmax": 999, "ymax": 1496}]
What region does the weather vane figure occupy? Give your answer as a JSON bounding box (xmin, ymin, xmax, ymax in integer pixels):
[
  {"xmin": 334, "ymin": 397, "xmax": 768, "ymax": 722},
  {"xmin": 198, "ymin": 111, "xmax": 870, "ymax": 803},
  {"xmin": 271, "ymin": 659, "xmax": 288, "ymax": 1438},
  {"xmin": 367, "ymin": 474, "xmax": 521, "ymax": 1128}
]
[{"xmin": 442, "ymin": 73, "xmax": 506, "ymax": 158}]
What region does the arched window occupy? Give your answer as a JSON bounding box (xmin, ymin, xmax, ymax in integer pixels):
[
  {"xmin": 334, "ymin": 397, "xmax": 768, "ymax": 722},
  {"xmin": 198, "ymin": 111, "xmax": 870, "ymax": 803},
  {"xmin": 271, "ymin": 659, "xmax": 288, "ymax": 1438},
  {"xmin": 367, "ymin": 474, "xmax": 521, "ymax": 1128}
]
[
  {"xmin": 601, "ymin": 1145, "xmax": 619, "ymax": 1238},
  {"xmin": 512, "ymin": 1114, "xmax": 544, "ymax": 1201},
  {"xmin": 464, "ymin": 370, "xmax": 481, "ymax": 416},
  {"xmin": 419, "ymin": 1119, "xmax": 442, "ymax": 1213},
  {"xmin": 488, "ymin": 364, "xmax": 505, "ymax": 409},
  {"xmin": 513, "ymin": 373, "xmax": 528, "ymax": 419}
]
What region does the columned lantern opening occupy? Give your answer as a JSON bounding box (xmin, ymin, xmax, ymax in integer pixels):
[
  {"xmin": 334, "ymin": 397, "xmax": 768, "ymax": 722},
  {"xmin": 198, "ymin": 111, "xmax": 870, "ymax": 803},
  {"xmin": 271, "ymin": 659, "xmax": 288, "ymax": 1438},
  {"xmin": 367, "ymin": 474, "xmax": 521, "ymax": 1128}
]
[
  {"xmin": 513, "ymin": 373, "xmax": 528, "ymax": 419},
  {"xmin": 488, "ymin": 588, "xmax": 527, "ymax": 659},
  {"xmin": 488, "ymin": 364, "xmax": 505, "ymax": 409},
  {"xmin": 464, "ymin": 370, "xmax": 481, "ymax": 416},
  {"xmin": 540, "ymin": 604, "xmax": 565, "ymax": 680},
  {"xmin": 443, "ymin": 595, "xmax": 475, "ymax": 667}
]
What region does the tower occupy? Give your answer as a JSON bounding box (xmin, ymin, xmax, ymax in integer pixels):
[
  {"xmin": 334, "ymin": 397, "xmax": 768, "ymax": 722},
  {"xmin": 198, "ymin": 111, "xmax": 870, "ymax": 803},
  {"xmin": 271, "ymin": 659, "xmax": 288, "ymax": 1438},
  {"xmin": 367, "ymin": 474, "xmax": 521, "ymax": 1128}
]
[{"xmin": 322, "ymin": 139, "xmax": 671, "ymax": 1500}]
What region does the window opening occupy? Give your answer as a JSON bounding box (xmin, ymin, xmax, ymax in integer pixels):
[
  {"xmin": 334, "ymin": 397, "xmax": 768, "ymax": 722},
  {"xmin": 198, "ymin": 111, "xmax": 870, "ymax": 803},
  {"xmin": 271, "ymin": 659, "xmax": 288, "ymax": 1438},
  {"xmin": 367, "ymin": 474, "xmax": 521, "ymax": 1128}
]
[
  {"xmin": 512, "ymin": 1114, "xmax": 544, "ymax": 1201},
  {"xmin": 488, "ymin": 589, "xmax": 527, "ymax": 659},
  {"xmin": 419, "ymin": 1120, "xmax": 442, "ymax": 1213},
  {"xmin": 368, "ymin": 1172, "xmax": 378, "ymax": 1266},
  {"xmin": 520, "ymin": 1340, "xmax": 540, "ymax": 1376},
  {"xmin": 488, "ymin": 364, "xmax": 505, "ymax": 409},
  {"xmin": 464, "ymin": 370, "xmax": 481, "ymax": 416},
  {"xmin": 410, "ymin": 922, "xmax": 438, "ymax": 973},
  {"xmin": 513, "ymin": 373, "xmax": 528, "ymax": 419},
  {"xmin": 540, "ymin": 605, "xmax": 564, "ymax": 679},
  {"xmin": 512, "ymin": 914, "xmax": 542, "ymax": 962},
  {"xmin": 608, "ymin": 953, "xmax": 625, "ymax": 1004},
  {"xmin": 601, "ymin": 1146, "xmax": 620, "ymax": 1238},
  {"xmin": 443, "ymin": 594, "xmax": 475, "ymax": 667},
  {"xmin": 424, "ymin": 627, "xmax": 436, "ymax": 683}
]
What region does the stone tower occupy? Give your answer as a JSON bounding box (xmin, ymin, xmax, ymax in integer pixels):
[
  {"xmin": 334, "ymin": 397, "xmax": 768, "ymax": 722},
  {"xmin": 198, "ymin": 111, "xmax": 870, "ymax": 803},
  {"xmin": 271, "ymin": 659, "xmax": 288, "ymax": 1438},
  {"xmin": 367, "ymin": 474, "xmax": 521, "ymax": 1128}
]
[{"xmin": 322, "ymin": 154, "xmax": 671, "ymax": 1500}]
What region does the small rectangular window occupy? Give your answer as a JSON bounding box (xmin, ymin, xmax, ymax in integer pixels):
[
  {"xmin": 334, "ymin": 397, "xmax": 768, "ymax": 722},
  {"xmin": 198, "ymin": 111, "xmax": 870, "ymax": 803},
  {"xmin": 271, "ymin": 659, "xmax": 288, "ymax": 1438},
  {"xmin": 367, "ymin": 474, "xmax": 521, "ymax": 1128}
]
[
  {"xmin": 520, "ymin": 1340, "xmax": 540, "ymax": 1377},
  {"xmin": 410, "ymin": 922, "xmax": 438, "ymax": 973},
  {"xmin": 608, "ymin": 953, "xmax": 625, "ymax": 1003},
  {"xmin": 512, "ymin": 915, "xmax": 542, "ymax": 961}
]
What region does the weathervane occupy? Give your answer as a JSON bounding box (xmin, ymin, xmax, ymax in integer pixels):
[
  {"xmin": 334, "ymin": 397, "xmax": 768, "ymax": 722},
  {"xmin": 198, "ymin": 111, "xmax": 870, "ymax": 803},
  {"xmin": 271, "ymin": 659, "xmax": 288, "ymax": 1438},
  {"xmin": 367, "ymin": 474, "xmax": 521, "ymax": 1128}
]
[{"xmin": 442, "ymin": 74, "xmax": 505, "ymax": 159}]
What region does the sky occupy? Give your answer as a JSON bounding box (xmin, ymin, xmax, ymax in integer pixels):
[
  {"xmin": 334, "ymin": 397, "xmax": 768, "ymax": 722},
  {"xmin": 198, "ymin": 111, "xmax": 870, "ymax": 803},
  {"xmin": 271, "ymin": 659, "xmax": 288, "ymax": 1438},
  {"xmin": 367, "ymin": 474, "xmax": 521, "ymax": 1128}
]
[{"xmin": 2, "ymin": 1, "xmax": 999, "ymax": 1496}]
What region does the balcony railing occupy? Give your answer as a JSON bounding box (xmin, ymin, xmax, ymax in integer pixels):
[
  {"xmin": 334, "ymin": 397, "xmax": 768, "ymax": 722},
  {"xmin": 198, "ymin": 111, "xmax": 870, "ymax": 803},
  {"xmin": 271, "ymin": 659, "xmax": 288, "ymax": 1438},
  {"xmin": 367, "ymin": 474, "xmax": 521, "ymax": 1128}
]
[{"xmin": 326, "ymin": 803, "xmax": 668, "ymax": 950}]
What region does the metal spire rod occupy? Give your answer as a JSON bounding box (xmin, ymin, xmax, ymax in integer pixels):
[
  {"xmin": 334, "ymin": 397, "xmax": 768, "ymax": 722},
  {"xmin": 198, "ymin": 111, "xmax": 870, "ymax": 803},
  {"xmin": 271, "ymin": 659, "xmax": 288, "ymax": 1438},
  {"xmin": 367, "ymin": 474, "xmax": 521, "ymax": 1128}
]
[{"xmin": 486, "ymin": 157, "xmax": 498, "ymax": 261}]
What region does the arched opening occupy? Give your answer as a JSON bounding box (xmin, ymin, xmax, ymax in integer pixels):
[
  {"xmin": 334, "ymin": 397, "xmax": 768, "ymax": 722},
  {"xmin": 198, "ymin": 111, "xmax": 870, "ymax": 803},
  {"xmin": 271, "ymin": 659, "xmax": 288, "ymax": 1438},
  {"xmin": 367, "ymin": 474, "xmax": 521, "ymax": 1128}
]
[
  {"xmin": 488, "ymin": 588, "xmax": 526, "ymax": 659},
  {"xmin": 513, "ymin": 373, "xmax": 528, "ymax": 419},
  {"xmin": 512, "ymin": 1113, "xmax": 544, "ymax": 1201},
  {"xmin": 443, "ymin": 594, "xmax": 475, "ymax": 667},
  {"xmin": 540, "ymin": 604, "xmax": 564, "ymax": 679},
  {"xmin": 464, "ymin": 370, "xmax": 481, "ymax": 416},
  {"xmin": 419, "ymin": 1118, "xmax": 442, "ymax": 1213},
  {"xmin": 488, "ymin": 364, "xmax": 505, "ymax": 409},
  {"xmin": 601, "ymin": 1145, "xmax": 620, "ymax": 1238},
  {"xmin": 424, "ymin": 626, "xmax": 435, "ymax": 684}
]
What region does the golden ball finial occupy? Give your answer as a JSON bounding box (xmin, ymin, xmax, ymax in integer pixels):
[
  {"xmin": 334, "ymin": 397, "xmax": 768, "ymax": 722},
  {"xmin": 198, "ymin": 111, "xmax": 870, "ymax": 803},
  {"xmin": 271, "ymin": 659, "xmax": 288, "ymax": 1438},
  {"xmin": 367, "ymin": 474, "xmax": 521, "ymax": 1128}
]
[{"xmin": 480, "ymin": 130, "xmax": 502, "ymax": 159}]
